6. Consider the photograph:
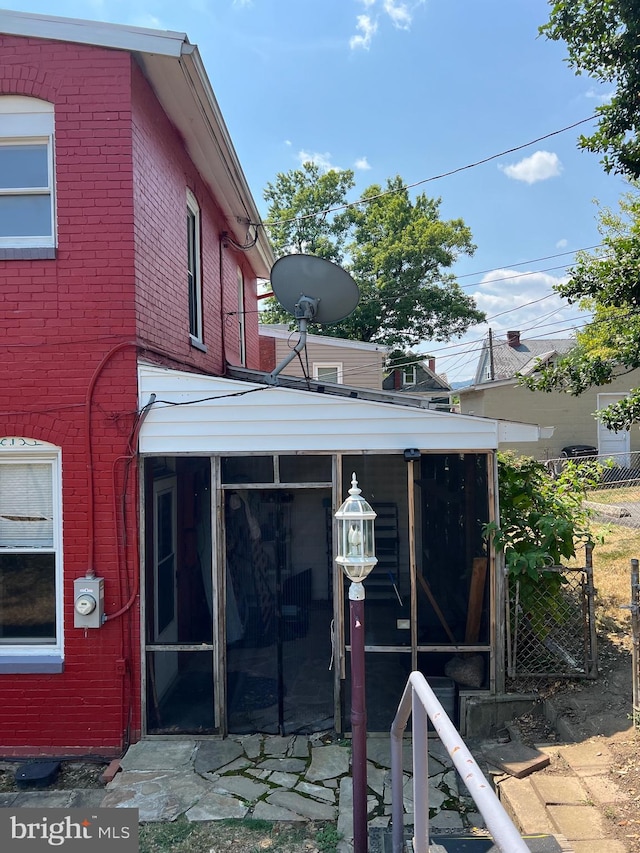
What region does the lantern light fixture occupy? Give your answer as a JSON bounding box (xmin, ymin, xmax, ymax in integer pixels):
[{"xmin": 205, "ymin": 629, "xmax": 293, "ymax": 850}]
[{"xmin": 335, "ymin": 472, "xmax": 377, "ymax": 594}]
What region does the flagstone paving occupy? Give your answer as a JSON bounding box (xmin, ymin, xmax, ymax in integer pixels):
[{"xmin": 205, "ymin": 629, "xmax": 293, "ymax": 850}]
[{"xmin": 99, "ymin": 733, "xmax": 481, "ymax": 850}]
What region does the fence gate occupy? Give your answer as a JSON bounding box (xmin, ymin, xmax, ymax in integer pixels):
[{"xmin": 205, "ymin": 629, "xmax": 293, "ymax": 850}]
[{"xmin": 506, "ymin": 545, "xmax": 598, "ymax": 680}]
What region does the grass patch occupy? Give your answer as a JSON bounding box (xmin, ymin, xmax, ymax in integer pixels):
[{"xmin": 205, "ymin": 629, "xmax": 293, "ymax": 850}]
[
  {"xmin": 587, "ymin": 486, "xmax": 640, "ymax": 505},
  {"xmin": 568, "ymin": 523, "xmax": 640, "ymax": 633},
  {"xmin": 139, "ymin": 817, "xmax": 332, "ymax": 853}
]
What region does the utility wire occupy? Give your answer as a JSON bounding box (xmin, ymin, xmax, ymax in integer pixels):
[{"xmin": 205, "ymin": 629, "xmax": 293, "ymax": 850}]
[{"xmin": 264, "ymin": 115, "xmax": 598, "ymax": 228}]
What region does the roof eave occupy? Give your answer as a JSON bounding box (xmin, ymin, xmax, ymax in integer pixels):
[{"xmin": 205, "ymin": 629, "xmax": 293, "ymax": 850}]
[{"xmin": 0, "ymin": 8, "xmax": 275, "ymax": 279}]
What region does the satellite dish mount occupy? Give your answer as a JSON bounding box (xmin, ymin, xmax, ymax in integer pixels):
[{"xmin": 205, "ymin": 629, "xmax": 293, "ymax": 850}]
[{"xmin": 266, "ymin": 255, "xmax": 359, "ymax": 384}]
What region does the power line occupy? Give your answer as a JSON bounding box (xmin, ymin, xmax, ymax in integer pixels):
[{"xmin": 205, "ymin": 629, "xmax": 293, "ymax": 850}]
[
  {"xmin": 263, "ymin": 115, "xmax": 598, "ymax": 228},
  {"xmin": 454, "ymin": 245, "xmax": 603, "ymax": 279}
]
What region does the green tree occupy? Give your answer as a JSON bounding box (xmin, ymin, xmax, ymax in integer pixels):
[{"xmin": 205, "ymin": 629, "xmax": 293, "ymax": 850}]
[
  {"xmin": 521, "ymin": 189, "xmax": 640, "ymax": 430},
  {"xmin": 484, "ymin": 452, "xmax": 598, "ymax": 633},
  {"xmin": 262, "ymin": 167, "xmax": 484, "ymax": 350},
  {"xmin": 541, "ymin": 0, "xmax": 640, "ymax": 178},
  {"xmin": 263, "ymin": 162, "xmax": 355, "ymax": 262}
]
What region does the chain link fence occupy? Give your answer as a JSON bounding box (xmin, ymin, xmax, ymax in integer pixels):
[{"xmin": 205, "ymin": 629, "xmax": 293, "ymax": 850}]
[
  {"xmin": 546, "ymin": 451, "xmax": 640, "ymax": 529},
  {"xmin": 506, "ymin": 545, "xmax": 598, "ymax": 682}
]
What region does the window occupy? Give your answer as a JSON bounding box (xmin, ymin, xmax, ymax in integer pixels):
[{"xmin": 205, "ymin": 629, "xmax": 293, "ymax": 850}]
[
  {"xmin": 0, "ymin": 438, "xmax": 62, "ymax": 672},
  {"xmin": 237, "ymin": 266, "xmax": 246, "ymax": 366},
  {"xmin": 187, "ymin": 190, "xmax": 203, "ymax": 345},
  {"xmin": 402, "ymin": 364, "xmax": 417, "ymax": 386},
  {"xmin": 314, "ymin": 363, "xmax": 343, "ymax": 384},
  {"xmin": 0, "ymin": 96, "xmax": 55, "ymax": 250}
]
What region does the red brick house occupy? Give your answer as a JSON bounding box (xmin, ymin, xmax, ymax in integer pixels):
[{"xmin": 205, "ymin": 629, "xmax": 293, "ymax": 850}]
[
  {"xmin": 0, "ymin": 11, "xmax": 547, "ymax": 757},
  {"xmin": 0, "ymin": 10, "xmax": 272, "ymax": 755}
]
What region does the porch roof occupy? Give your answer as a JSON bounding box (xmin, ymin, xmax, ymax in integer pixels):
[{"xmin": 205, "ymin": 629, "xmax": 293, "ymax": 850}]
[{"xmin": 138, "ymin": 363, "xmax": 548, "ymax": 455}]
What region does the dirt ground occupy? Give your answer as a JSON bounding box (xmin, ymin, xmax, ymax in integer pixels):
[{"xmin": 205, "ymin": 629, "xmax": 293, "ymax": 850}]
[{"xmin": 511, "ymin": 630, "xmax": 640, "ymax": 853}]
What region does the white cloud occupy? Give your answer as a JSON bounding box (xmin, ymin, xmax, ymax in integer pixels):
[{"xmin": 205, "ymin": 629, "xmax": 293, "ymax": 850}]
[
  {"xmin": 383, "ymin": 0, "xmax": 412, "ymax": 29},
  {"xmin": 297, "ymin": 150, "xmax": 340, "ymax": 171},
  {"xmin": 284, "ymin": 140, "xmax": 292, "ymax": 147},
  {"xmin": 350, "ymin": 14, "xmax": 378, "ymax": 50},
  {"xmin": 499, "ymin": 150, "xmax": 563, "ymax": 184},
  {"xmin": 586, "ymin": 87, "xmax": 614, "ymax": 103},
  {"xmin": 354, "ymin": 156, "xmax": 372, "ymax": 170},
  {"xmin": 131, "ymin": 14, "xmax": 163, "ymax": 29},
  {"xmin": 556, "ymin": 238, "xmax": 568, "ymax": 249},
  {"xmin": 356, "ymin": 0, "xmax": 377, "ymax": 6}
]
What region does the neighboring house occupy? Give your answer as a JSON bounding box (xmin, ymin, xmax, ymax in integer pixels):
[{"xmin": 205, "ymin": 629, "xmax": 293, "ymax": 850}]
[
  {"xmin": 383, "ymin": 357, "xmax": 452, "ymax": 410},
  {"xmin": 473, "ymin": 330, "xmax": 575, "ymax": 385},
  {"xmin": 460, "ymin": 331, "xmax": 640, "ymax": 460},
  {"xmin": 259, "ymin": 324, "xmax": 388, "ymax": 388},
  {"xmin": 0, "ymin": 11, "xmax": 547, "ymax": 757}
]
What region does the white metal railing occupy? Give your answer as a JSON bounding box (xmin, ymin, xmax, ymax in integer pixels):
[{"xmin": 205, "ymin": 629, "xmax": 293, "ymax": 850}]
[{"xmin": 390, "ymin": 672, "xmax": 530, "ymax": 853}]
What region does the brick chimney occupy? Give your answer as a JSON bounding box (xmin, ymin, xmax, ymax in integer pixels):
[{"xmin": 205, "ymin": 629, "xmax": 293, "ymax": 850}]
[
  {"xmin": 428, "ymin": 357, "xmax": 436, "ymax": 373},
  {"xmin": 259, "ymin": 334, "xmax": 276, "ymax": 371},
  {"xmin": 507, "ymin": 330, "xmax": 521, "ymax": 348}
]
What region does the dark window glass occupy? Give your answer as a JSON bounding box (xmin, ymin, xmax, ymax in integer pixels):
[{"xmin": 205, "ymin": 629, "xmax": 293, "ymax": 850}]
[
  {"xmin": 222, "ymin": 456, "xmax": 274, "ymax": 484},
  {"xmin": 279, "ymin": 455, "xmax": 332, "ymax": 483},
  {"xmin": 0, "ymin": 553, "xmax": 56, "ymax": 643}
]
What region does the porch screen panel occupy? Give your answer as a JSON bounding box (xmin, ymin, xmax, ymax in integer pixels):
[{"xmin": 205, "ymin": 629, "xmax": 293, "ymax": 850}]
[{"xmin": 416, "ymin": 453, "xmax": 490, "ymax": 646}]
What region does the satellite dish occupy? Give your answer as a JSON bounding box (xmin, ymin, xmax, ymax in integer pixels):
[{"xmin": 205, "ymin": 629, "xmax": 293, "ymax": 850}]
[
  {"xmin": 266, "ymin": 255, "xmax": 360, "ymax": 385},
  {"xmin": 270, "ymin": 254, "xmax": 359, "ymax": 324}
]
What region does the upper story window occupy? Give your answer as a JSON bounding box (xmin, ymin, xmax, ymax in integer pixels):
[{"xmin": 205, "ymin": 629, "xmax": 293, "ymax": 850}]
[
  {"xmin": 0, "ymin": 438, "xmax": 63, "ymax": 673},
  {"xmin": 0, "ymin": 97, "xmax": 55, "ymax": 250},
  {"xmin": 237, "ymin": 266, "xmax": 247, "ymax": 366},
  {"xmin": 187, "ymin": 189, "xmax": 203, "ymax": 346},
  {"xmin": 402, "ymin": 364, "xmax": 417, "ymax": 385},
  {"xmin": 314, "ymin": 363, "xmax": 343, "ymax": 384}
]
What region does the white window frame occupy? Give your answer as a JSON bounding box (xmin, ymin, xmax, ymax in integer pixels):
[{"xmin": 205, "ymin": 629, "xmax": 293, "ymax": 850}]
[
  {"xmin": 0, "ymin": 437, "xmax": 63, "ymax": 672},
  {"xmin": 237, "ymin": 266, "xmax": 247, "ymax": 366},
  {"xmin": 313, "ymin": 362, "xmax": 343, "ymax": 384},
  {"xmin": 0, "ymin": 96, "xmax": 56, "ymax": 249},
  {"xmin": 402, "ymin": 364, "xmax": 417, "ymax": 385},
  {"xmin": 187, "ymin": 189, "xmax": 203, "ymax": 345}
]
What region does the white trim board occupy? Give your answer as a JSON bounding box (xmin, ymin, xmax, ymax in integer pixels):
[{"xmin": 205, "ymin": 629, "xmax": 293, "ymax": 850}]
[{"xmin": 138, "ymin": 363, "xmax": 544, "ymax": 454}]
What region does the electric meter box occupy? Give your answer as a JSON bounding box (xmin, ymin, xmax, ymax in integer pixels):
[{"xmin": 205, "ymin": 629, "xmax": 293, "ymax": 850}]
[{"xmin": 73, "ymin": 577, "xmax": 104, "ymax": 628}]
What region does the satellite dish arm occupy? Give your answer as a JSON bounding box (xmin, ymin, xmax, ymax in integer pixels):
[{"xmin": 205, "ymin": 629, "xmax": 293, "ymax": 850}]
[
  {"xmin": 266, "ymin": 318, "xmax": 309, "ymax": 385},
  {"xmin": 266, "ymin": 293, "xmax": 319, "ymax": 385}
]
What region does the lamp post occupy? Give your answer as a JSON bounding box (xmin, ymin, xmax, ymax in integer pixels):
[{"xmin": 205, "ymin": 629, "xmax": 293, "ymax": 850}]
[{"xmin": 335, "ymin": 473, "xmax": 377, "ymax": 853}]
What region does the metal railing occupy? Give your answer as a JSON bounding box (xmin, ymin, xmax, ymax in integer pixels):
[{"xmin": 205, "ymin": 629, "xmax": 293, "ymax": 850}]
[{"xmin": 390, "ymin": 672, "xmax": 529, "ymax": 853}]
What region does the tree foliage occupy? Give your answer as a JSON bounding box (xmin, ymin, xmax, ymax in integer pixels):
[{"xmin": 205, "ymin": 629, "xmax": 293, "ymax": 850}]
[
  {"xmin": 541, "ymin": 0, "xmax": 640, "ymax": 178},
  {"xmin": 521, "ymin": 189, "xmax": 640, "ymax": 430},
  {"xmin": 262, "ymin": 165, "xmax": 484, "ymax": 350}
]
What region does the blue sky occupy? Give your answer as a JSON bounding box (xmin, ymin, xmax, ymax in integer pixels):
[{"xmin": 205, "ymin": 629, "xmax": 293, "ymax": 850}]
[{"xmin": 2, "ymin": 0, "xmax": 628, "ymax": 382}]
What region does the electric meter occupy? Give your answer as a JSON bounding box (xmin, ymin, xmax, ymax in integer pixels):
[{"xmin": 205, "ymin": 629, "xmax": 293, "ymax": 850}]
[
  {"xmin": 73, "ymin": 577, "xmax": 104, "ymax": 628},
  {"xmin": 75, "ymin": 594, "xmax": 96, "ymax": 616}
]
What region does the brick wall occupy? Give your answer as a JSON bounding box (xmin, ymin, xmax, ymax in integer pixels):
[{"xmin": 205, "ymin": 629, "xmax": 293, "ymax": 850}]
[
  {"xmin": 0, "ymin": 37, "xmax": 141, "ymax": 754},
  {"xmin": 130, "ymin": 63, "xmax": 260, "ymax": 372},
  {"xmin": 0, "ymin": 32, "xmax": 263, "ymax": 755}
]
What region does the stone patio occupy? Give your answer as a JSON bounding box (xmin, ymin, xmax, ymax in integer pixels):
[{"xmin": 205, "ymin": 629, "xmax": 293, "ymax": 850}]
[{"xmin": 100, "ymin": 733, "xmax": 481, "ymax": 849}]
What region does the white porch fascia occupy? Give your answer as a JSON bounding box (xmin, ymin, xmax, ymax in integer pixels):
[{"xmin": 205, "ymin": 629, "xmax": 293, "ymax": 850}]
[{"xmin": 137, "ymin": 363, "xmax": 545, "ymax": 454}]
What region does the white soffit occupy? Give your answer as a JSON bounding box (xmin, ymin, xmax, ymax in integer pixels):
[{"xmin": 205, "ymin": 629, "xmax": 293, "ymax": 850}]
[{"xmin": 137, "ymin": 364, "xmax": 542, "ymax": 454}]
